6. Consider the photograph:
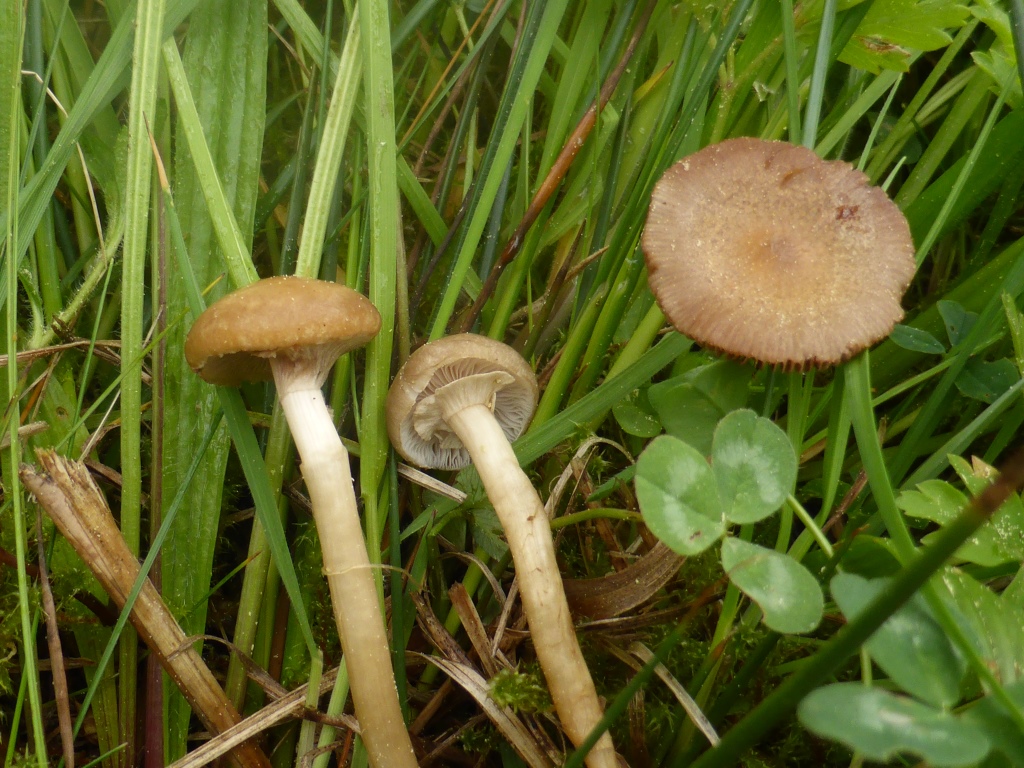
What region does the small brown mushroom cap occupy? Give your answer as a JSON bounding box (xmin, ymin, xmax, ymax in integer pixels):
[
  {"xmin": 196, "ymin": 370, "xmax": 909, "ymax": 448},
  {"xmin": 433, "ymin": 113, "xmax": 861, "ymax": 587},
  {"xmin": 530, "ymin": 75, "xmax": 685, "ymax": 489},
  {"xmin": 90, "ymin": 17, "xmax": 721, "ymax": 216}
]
[
  {"xmin": 184, "ymin": 276, "xmax": 381, "ymax": 386},
  {"xmin": 387, "ymin": 334, "xmax": 539, "ymax": 470},
  {"xmin": 642, "ymin": 137, "xmax": 916, "ymax": 368}
]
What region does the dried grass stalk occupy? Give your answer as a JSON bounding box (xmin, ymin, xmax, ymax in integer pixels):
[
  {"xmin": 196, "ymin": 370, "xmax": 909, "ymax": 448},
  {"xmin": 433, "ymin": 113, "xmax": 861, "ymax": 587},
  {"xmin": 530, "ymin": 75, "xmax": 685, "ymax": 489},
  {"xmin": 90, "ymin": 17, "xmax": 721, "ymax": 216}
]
[{"xmin": 20, "ymin": 450, "xmax": 271, "ymax": 768}]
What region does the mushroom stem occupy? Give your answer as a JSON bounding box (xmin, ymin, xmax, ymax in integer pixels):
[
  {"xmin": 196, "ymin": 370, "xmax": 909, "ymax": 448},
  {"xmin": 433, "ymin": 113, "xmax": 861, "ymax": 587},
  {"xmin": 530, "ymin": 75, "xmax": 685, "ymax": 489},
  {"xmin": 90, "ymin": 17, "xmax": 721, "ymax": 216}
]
[
  {"xmin": 444, "ymin": 402, "xmax": 618, "ymax": 768},
  {"xmin": 275, "ymin": 373, "xmax": 418, "ymax": 768}
]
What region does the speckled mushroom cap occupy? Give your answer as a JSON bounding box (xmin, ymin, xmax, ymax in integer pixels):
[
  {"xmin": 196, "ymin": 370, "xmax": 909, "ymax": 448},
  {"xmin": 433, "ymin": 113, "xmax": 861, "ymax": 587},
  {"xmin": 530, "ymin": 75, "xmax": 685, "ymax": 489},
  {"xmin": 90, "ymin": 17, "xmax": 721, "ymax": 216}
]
[
  {"xmin": 642, "ymin": 138, "xmax": 916, "ymax": 368},
  {"xmin": 184, "ymin": 276, "xmax": 381, "ymax": 386},
  {"xmin": 387, "ymin": 334, "xmax": 539, "ymax": 471}
]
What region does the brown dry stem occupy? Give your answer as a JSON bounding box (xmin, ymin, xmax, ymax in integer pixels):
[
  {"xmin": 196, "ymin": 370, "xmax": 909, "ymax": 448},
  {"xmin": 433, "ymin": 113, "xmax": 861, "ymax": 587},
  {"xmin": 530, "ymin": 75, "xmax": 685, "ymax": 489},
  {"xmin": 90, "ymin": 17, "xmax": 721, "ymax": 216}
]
[{"xmin": 19, "ymin": 450, "xmax": 271, "ymax": 768}]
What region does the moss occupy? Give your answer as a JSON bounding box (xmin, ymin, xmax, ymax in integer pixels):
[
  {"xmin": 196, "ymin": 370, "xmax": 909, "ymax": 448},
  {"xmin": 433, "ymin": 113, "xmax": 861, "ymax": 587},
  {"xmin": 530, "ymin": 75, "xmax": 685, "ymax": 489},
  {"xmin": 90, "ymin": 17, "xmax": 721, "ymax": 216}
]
[{"xmin": 488, "ymin": 664, "xmax": 552, "ymax": 715}]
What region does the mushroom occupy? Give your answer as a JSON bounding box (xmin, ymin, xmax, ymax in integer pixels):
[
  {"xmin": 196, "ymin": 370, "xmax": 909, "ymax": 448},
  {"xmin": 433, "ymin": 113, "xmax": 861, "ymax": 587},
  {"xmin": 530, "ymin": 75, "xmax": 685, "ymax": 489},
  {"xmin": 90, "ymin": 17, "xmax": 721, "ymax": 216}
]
[
  {"xmin": 642, "ymin": 137, "xmax": 915, "ymax": 369},
  {"xmin": 641, "ymin": 138, "xmax": 920, "ymax": 558},
  {"xmin": 184, "ymin": 275, "xmax": 418, "ymax": 768},
  {"xmin": 387, "ymin": 334, "xmax": 618, "ymax": 768}
]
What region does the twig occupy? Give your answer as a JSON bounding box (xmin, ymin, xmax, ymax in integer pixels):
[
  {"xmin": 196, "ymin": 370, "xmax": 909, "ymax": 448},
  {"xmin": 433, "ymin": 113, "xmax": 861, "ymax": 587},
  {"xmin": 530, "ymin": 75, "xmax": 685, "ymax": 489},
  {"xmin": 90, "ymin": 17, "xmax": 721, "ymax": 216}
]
[
  {"xmin": 36, "ymin": 509, "xmax": 75, "ymax": 768},
  {"xmin": 20, "ymin": 451, "xmax": 271, "ymax": 768},
  {"xmin": 167, "ymin": 667, "xmax": 348, "ymax": 768}
]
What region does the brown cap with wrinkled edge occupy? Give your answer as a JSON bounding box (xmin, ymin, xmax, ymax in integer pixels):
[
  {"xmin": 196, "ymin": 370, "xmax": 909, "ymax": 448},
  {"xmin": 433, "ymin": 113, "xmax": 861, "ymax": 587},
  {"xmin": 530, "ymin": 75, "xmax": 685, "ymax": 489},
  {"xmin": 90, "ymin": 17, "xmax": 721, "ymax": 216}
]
[
  {"xmin": 185, "ymin": 276, "xmax": 381, "ymax": 386},
  {"xmin": 642, "ymin": 138, "xmax": 916, "ymax": 369},
  {"xmin": 387, "ymin": 334, "xmax": 539, "ymax": 471}
]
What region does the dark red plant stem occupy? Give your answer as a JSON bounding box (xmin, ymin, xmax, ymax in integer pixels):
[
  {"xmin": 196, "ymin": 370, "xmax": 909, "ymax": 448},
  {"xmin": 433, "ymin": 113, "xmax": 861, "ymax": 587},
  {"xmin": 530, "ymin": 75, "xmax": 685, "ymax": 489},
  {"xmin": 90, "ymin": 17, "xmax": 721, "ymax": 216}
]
[
  {"xmin": 458, "ymin": 0, "xmax": 658, "ymax": 334},
  {"xmin": 0, "ymin": 543, "xmax": 115, "ymax": 621},
  {"xmin": 517, "ymin": 227, "xmax": 585, "ymax": 357}
]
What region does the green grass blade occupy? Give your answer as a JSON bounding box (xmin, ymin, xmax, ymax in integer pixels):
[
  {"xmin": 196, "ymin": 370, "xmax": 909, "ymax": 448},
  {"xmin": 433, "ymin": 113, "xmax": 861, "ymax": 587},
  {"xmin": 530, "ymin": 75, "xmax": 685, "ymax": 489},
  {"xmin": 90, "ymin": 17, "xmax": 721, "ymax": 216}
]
[
  {"xmin": 536, "ymin": 0, "xmax": 612, "ymax": 177},
  {"xmin": 2, "ymin": 4, "xmax": 48, "ymax": 764},
  {"xmin": 844, "ymin": 352, "xmax": 915, "ymax": 560},
  {"xmin": 802, "ymin": 0, "xmax": 837, "ymax": 148},
  {"xmin": 910, "ymin": 85, "xmax": 1008, "ymax": 269},
  {"xmin": 0, "ymin": 0, "xmax": 203, "ymax": 316},
  {"xmin": 398, "ymin": 158, "xmax": 446, "ymax": 246},
  {"xmin": 864, "ymin": 19, "xmax": 978, "ymax": 182},
  {"xmin": 902, "ymin": 109, "xmax": 1024, "ymax": 247},
  {"xmin": 163, "ymin": 176, "xmax": 319, "ymax": 666},
  {"xmin": 566, "ymin": 0, "xmax": 751, "ymax": 400},
  {"xmin": 895, "ymin": 67, "xmax": 990, "ymax": 209},
  {"xmin": 359, "ymin": 0, "xmax": 401, "ymax": 588},
  {"xmin": 780, "ymin": 0, "xmax": 802, "ymax": 142},
  {"xmin": 815, "ymin": 68, "xmax": 901, "ymax": 158},
  {"xmin": 160, "ymin": 0, "xmax": 268, "ymax": 750},
  {"xmin": 162, "ymin": 41, "xmax": 259, "ymax": 288},
  {"xmin": 518, "ymin": 332, "xmax": 689, "ymax": 465},
  {"xmin": 295, "ymin": 10, "xmax": 361, "ymax": 279},
  {"xmin": 119, "ymin": 0, "xmax": 166, "ymax": 756},
  {"xmin": 428, "ymin": 0, "xmax": 570, "ymax": 340}
]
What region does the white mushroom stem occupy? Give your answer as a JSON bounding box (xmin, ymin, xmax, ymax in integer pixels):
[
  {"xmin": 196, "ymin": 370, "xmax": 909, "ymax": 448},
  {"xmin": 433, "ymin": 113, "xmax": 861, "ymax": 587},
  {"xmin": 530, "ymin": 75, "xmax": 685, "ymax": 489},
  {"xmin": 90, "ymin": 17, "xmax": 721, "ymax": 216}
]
[
  {"xmin": 274, "ymin": 364, "xmax": 419, "ymax": 768},
  {"xmin": 443, "ymin": 401, "xmax": 618, "ymax": 768}
]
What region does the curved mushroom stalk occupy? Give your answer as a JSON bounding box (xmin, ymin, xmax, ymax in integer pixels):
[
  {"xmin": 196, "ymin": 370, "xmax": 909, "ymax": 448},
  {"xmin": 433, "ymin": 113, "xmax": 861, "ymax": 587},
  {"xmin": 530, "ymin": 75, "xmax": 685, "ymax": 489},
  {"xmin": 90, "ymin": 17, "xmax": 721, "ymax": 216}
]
[
  {"xmin": 388, "ymin": 335, "xmax": 619, "ymax": 768},
  {"xmin": 444, "ymin": 402, "xmax": 618, "ymax": 767}
]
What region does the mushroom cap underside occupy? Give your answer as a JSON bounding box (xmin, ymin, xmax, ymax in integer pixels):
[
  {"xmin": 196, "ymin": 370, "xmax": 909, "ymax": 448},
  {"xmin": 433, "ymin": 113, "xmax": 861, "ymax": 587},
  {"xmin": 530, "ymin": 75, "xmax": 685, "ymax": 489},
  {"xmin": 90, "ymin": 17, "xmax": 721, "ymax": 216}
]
[
  {"xmin": 387, "ymin": 334, "xmax": 539, "ymax": 470},
  {"xmin": 642, "ymin": 137, "xmax": 916, "ymax": 368},
  {"xmin": 185, "ymin": 275, "xmax": 381, "ymax": 386}
]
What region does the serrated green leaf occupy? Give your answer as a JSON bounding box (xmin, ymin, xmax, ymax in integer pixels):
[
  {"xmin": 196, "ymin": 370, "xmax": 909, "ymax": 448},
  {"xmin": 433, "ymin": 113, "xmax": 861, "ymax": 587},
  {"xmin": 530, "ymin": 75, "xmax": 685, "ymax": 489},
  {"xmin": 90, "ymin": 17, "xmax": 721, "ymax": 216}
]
[
  {"xmin": 635, "ymin": 435, "xmax": 724, "ymax": 556},
  {"xmin": 470, "ymin": 507, "xmax": 510, "ymax": 561},
  {"xmin": 799, "ymin": 683, "xmax": 990, "ymax": 766},
  {"xmin": 898, "ymin": 479, "xmax": 969, "ymax": 523},
  {"xmin": 841, "ymin": 40, "xmax": 914, "ymax": 73},
  {"xmin": 948, "ymin": 454, "xmax": 991, "ymax": 495},
  {"xmin": 972, "ymin": 50, "xmax": 1024, "ymax": 110},
  {"xmin": 862, "ymin": 0, "xmax": 969, "ymax": 49},
  {"xmin": 721, "ymin": 538, "xmax": 823, "ymax": 634},
  {"xmin": 832, "ymin": 572, "xmax": 966, "ymax": 707},
  {"xmin": 1004, "ymin": 567, "xmax": 1024, "ymax": 614},
  {"xmin": 943, "ymin": 570, "xmax": 1024, "ymax": 687},
  {"xmin": 712, "ymin": 409, "xmax": 796, "ymax": 524},
  {"xmin": 899, "ymin": 479, "xmax": 1024, "ymax": 566},
  {"xmin": 841, "ymin": 0, "xmax": 971, "ymax": 73},
  {"xmin": 972, "ymin": 0, "xmax": 1013, "ymax": 50},
  {"xmin": 972, "ymin": 1, "xmax": 1024, "ymax": 109}
]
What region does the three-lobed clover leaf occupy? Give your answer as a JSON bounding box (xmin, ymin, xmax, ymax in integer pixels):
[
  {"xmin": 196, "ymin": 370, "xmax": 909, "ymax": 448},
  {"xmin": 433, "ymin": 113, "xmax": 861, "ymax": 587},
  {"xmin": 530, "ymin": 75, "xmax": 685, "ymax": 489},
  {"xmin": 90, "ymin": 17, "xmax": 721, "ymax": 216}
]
[
  {"xmin": 712, "ymin": 408, "xmax": 797, "ymax": 524},
  {"xmin": 721, "ymin": 538, "xmax": 823, "ymax": 634},
  {"xmin": 799, "ymin": 683, "xmax": 989, "ymax": 767},
  {"xmin": 636, "ymin": 409, "xmax": 797, "ymax": 550},
  {"xmin": 636, "ymin": 409, "xmax": 822, "ymax": 633},
  {"xmin": 635, "ymin": 435, "xmax": 724, "ymax": 555}
]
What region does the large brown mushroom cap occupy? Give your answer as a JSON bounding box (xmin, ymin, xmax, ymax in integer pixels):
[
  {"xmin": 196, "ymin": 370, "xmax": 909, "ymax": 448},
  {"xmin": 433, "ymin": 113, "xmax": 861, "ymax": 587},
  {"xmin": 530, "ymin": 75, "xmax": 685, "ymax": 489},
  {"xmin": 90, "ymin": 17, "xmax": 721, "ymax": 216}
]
[
  {"xmin": 387, "ymin": 334, "xmax": 539, "ymax": 470},
  {"xmin": 184, "ymin": 276, "xmax": 381, "ymax": 386},
  {"xmin": 642, "ymin": 137, "xmax": 916, "ymax": 368}
]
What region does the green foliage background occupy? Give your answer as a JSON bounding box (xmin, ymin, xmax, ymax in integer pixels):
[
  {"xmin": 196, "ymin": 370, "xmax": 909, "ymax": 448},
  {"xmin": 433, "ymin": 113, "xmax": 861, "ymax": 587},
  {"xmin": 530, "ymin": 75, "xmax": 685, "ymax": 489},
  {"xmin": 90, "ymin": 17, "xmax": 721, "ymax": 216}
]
[{"xmin": 2, "ymin": 0, "xmax": 1024, "ymax": 766}]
